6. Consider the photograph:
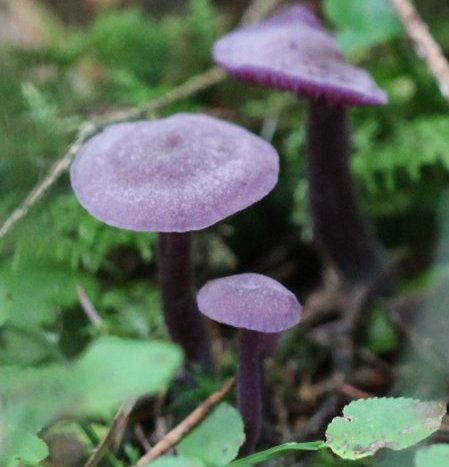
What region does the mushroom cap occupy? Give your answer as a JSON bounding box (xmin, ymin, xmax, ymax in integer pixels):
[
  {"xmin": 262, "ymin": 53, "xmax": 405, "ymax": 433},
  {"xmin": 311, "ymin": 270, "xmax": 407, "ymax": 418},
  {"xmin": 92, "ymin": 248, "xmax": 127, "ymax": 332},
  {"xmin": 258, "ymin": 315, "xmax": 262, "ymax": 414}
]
[
  {"xmin": 197, "ymin": 273, "xmax": 301, "ymax": 333},
  {"xmin": 70, "ymin": 114, "xmax": 279, "ymax": 232},
  {"xmin": 213, "ymin": 5, "xmax": 387, "ymax": 106}
]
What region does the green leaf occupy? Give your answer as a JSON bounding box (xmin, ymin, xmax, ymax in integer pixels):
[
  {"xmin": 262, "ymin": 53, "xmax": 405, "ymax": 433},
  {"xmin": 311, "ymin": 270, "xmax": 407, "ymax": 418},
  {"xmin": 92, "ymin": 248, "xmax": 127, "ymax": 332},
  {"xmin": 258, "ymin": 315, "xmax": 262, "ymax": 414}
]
[
  {"xmin": 415, "ymin": 444, "xmax": 449, "ymax": 467},
  {"xmin": 72, "ymin": 337, "xmax": 182, "ymax": 416},
  {"xmin": 147, "ymin": 457, "xmax": 205, "ymax": 467},
  {"xmin": 11, "ymin": 432, "xmax": 49, "ymax": 467},
  {"xmin": 229, "ymin": 441, "xmax": 325, "ymax": 467},
  {"xmin": 177, "ymin": 403, "xmax": 245, "ymax": 466},
  {"xmin": 365, "ymin": 307, "xmax": 399, "ymax": 354},
  {"xmin": 326, "ymin": 398, "xmax": 446, "ymax": 460},
  {"xmin": 0, "ymin": 338, "xmax": 182, "ymax": 465},
  {"xmin": 353, "ymin": 117, "xmax": 449, "ymax": 194},
  {"xmin": 324, "ymin": 0, "xmax": 401, "ymax": 52},
  {"xmin": 0, "ymin": 258, "xmax": 95, "ymax": 327}
]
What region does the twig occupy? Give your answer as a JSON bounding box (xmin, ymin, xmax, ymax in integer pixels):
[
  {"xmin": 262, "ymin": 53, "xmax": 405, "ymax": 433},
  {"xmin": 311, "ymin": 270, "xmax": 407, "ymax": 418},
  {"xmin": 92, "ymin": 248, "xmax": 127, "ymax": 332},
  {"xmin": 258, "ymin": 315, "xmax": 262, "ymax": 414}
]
[
  {"xmin": 340, "ymin": 384, "xmax": 373, "ymax": 400},
  {"xmin": 390, "ymin": 0, "xmax": 449, "ymax": 100},
  {"xmin": 84, "ymin": 398, "xmax": 138, "ymax": 467},
  {"xmin": 134, "ymin": 424, "xmax": 152, "ymax": 452},
  {"xmin": 80, "ymin": 422, "xmax": 123, "ymax": 467},
  {"xmin": 240, "ymin": 0, "xmax": 283, "ymax": 25},
  {"xmin": 135, "ymin": 378, "xmax": 235, "ymax": 466},
  {"xmin": 332, "ymin": 286, "xmax": 370, "ymax": 380},
  {"xmin": 77, "ymin": 284, "xmax": 103, "ymax": 327}
]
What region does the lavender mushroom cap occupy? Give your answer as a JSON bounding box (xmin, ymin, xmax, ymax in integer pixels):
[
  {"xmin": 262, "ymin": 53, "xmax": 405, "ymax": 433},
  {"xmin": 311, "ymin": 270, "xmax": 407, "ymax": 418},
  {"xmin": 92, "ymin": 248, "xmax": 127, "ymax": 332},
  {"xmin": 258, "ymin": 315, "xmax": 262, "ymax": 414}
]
[
  {"xmin": 70, "ymin": 114, "xmax": 279, "ymax": 232},
  {"xmin": 213, "ymin": 5, "xmax": 387, "ymax": 106},
  {"xmin": 197, "ymin": 273, "xmax": 301, "ymax": 333}
]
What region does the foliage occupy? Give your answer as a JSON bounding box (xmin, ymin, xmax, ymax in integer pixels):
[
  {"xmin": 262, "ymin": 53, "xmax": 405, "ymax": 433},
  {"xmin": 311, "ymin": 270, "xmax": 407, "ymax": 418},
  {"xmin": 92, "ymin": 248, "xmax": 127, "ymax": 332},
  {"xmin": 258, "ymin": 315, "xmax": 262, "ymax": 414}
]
[
  {"xmin": 152, "ymin": 397, "xmax": 444, "ymax": 465},
  {"xmin": 414, "ymin": 444, "xmax": 449, "ymax": 467},
  {"xmin": 325, "ymin": 398, "xmax": 445, "ymax": 460},
  {"xmin": 1, "ymin": 0, "xmax": 449, "ymax": 464},
  {"xmin": 324, "ymin": 0, "xmax": 402, "ymax": 52},
  {"xmin": 177, "ymin": 403, "xmax": 245, "ymax": 465},
  {"xmin": 0, "ymin": 337, "xmax": 181, "ymax": 466}
]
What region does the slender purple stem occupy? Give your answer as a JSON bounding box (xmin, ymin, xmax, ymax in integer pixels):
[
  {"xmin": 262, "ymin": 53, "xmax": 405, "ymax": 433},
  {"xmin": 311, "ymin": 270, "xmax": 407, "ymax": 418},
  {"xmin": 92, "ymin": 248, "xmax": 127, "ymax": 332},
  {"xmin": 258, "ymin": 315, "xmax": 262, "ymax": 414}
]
[
  {"xmin": 237, "ymin": 329, "xmax": 262, "ymax": 456},
  {"xmin": 306, "ymin": 98, "xmax": 390, "ymax": 286},
  {"xmin": 158, "ymin": 232, "xmax": 212, "ymax": 370}
]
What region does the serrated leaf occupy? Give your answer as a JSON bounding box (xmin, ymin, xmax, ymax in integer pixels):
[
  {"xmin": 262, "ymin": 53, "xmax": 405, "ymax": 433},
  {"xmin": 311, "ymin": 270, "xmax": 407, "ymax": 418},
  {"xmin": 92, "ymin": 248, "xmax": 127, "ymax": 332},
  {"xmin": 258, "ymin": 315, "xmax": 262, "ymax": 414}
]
[
  {"xmin": 325, "ymin": 398, "xmax": 446, "ymax": 460},
  {"xmin": 147, "ymin": 457, "xmax": 205, "ymax": 467},
  {"xmin": 177, "ymin": 403, "xmax": 245, "ymax": 466},
  {"xmin": 324, "ymin": 0, "xmax": 401, "ymax": 52},
  {"xmin": 415, "ymin": 444, "xmax": 449, "ymax": 467}
]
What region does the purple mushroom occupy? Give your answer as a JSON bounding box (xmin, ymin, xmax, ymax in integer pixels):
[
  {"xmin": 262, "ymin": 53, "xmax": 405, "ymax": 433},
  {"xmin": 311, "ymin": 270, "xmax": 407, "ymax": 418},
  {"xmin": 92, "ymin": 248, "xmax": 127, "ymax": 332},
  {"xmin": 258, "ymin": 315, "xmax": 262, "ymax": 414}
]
[
  {"xmin": 70, "ymin": 113, "xmax": 279, "ymax": 370},
  {"xmin": 213, "ymin": 5, "xmax": 391, "ymax": 288},
  {"xmin": 197, "ymin": 273, "xmax": 301, "ymax": 455}
]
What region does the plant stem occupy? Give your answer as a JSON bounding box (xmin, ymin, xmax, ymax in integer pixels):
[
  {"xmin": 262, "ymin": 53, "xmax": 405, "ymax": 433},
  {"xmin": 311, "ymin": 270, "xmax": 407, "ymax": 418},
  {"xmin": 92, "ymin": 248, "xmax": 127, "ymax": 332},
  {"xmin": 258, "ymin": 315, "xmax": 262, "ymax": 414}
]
[
  {"xmin": 237, "ymin": 329, "xmax": 262, "ymax": 456},
  {"xmin": 79, "ymin": 422, "xmax": 123, "ymax": 467},
  {"xmin": 158, "ymin": 232, "xmax": 212, "ymax": 370},
  {"xmin": 229, "ymin": 441, "xmax": 326, "ymax": 466},
  {"xmin": 306, "ymin": 98, "xmax": 390, "ymax": 287}
]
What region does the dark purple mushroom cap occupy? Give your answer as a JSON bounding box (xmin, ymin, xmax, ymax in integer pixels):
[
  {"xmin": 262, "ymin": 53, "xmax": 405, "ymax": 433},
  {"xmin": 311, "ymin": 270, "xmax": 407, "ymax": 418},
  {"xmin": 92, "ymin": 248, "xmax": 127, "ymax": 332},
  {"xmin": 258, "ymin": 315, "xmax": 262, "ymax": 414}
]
[
  {"xmin": 213, "ymin": 5, "xmax": 387, "ymax": 106},
  {"xmin": 70, "ymin": 114, "xmax": 279, "ymax": 232},
  {"xmin": 197, "ymin": 273, "xmax": 301, "ymax": 333}
]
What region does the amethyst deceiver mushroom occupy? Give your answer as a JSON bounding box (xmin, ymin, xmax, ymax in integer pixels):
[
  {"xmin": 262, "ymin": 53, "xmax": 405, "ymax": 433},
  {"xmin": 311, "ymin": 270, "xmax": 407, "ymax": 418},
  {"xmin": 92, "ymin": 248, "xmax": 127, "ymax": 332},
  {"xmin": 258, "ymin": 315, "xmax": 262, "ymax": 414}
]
[
  {"xmin": 197, "ymin": 273, "xmax": 301, "ymax": 455},
  {"xmin": 213, "ymin": 5, "xmax": 391, "ymax": 287},
  {"xmin": 70, "ymin": 114, "xmax": 279, "ymax": 370}
]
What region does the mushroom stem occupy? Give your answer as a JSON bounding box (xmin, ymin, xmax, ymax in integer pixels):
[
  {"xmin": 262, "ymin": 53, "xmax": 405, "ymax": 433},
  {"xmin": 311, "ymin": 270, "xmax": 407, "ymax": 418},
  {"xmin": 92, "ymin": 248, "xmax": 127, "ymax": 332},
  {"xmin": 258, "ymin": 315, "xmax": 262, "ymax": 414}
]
[
  {"xmin": 237, "ymin": 329, "xmax": 262, "ymax": 456},
  {"xmin": 306, "ymin": 98, "xmax": 390, "ymax": 287},
  {"xmin": 158, "ymin": 232, "xmax": 212, "ymax": 370}
]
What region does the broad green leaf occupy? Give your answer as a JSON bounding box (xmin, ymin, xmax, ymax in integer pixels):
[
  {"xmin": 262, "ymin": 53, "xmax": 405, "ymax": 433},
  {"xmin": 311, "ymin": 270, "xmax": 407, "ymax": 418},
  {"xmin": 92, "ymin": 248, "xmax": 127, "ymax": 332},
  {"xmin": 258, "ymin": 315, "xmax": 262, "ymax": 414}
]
[
  {"xmin": 415, "ymin": 444, "xmax": 449, "ymax": 467},
  {"xmin": 177, "ymin": 403, "xmax": 244, "ymax": 466},
  {"xmin": 11, "ymin": 432, "xmax": 49, "ymax": 467},
  {"xmin": 0, "ymin": 259, "xmax": 95, "ymax": 327},
  {"xmin": 72, "ymin": 337, "xmax": 182, "ymax": 416},
  {"xmin": 148, "ymin": 457, "xmax": 205, "ymax": 467},
  {"xmin": 326, "ymin": 398, "xmax": 446, "ymax": 460},
  {"xmin": 0, "ymin": 338, "xmax": 182, "ymax": 465},
  {"xmin": 324, "ymin": 0, "xmax": 401, "ymax": 52},
  {"xmin": 229, "ymin": 441, "xmax": 325, "ymax": 466}
]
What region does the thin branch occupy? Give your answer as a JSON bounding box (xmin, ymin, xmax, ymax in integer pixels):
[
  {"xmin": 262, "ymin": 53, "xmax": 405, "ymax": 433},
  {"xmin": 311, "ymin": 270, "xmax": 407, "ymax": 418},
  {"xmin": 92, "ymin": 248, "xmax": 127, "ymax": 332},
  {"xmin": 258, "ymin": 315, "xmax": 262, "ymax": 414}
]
[
  {"xmin": 390, "ymin": 0, "xmax": 449, "ymax": 100},
  {"xmin": 77, "ymin": 284, "xmax": 103, "ymax": 327},
  {"xmin": 240, "ymin": 0, "xmax": 283, "ymax": 25},
  {"xmin": 84, "ymin": 397, "xmax": 138, "ymax": 467},
  {"xmin": 135, "ymin": 378, "xmax": 235, "ymax": 466},
  {"xmin": 134, "ymin": 424, "xmax": 152, "ymax": 453}
]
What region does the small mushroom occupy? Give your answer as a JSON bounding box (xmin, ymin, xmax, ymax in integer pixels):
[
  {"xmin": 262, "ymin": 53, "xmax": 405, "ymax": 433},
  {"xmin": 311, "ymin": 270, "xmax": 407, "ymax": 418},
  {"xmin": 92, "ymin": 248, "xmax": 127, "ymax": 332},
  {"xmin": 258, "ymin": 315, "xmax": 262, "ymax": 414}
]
[
  {"xmin": 197, "ymin": 273, "xmax": 301, "ymax": 455},
  {"xmin": 213, "ymin": 5, "xmax": 391, "ymax": 288},
  {"xmin": 70, "ymin": 113, "xmax": 279, "ymax": 370}
]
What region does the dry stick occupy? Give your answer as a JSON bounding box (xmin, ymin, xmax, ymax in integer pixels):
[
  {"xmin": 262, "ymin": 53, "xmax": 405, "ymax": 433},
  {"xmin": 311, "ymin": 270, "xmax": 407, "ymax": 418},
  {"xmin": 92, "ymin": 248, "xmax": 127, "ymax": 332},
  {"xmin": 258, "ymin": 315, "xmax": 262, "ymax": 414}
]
[
  {"xmin": 135, "ymin": 378, "xmax": 235, "ymax": 466},
  {"xmin": 134, "ymin": 424, "xmax": 152, "ymax": 453},
  {"xmin": 240, "ymin": 0, "xmax": 282, "ymax": 25},
  {"xmin": 77, "ymin": 284, "xmax": 103, "ymax": 327},
  {"xmin": 84, "ymin": 397, "xmax": 138, "ymax": 467},
  {"xmin": 390, "ymin": 0, "xmax": 449, "ymax": 100},
  {"xmin": 0, "ymin": 67, "xmax": 225, "ymax": 242}
]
